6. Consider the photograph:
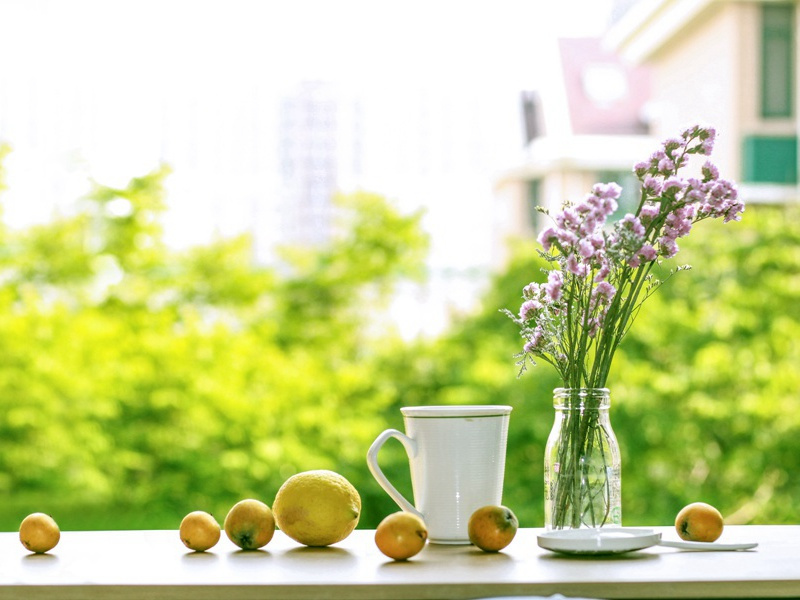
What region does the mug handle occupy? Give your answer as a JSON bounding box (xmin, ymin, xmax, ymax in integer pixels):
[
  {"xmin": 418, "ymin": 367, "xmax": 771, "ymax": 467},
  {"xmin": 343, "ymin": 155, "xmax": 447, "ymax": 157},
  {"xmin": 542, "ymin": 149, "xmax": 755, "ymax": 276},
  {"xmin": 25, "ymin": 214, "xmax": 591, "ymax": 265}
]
[{"xmin": 366, "ymin": 429, "xmax": 424, "ymax": 519}]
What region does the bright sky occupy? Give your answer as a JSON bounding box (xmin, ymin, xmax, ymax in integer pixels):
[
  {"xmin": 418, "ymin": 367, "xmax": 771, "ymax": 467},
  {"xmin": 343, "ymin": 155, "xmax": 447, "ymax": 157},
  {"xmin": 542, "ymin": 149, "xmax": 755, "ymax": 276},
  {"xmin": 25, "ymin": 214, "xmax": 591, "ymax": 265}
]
[
  {"xmin": 0, "ymin": 0, "xmax": 617, "ymax": 335},
  {"xmin": 0, "ymin": 0, "xmax": 615, "ymax": 236},
  {"xmin": 0, "ymin": 0, "xmax": 615, "ymax": 87}
]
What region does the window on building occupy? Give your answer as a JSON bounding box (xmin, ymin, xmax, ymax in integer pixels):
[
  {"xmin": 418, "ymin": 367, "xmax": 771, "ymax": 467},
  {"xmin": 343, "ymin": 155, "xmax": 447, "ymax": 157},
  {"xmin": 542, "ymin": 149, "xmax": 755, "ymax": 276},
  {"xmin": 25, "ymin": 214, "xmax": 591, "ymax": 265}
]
[
  {"xmin": 521, "ymin": 92, "xmax": 542, "ymax": 144},
  {"xmin": 526, "ymin": 179, "xmax": 543, "ymax": 231},
  {"xmin": 743, "ymin": 135, "xmax": 798, "ymax": 183},
  {"xmin": 761, "ymin": 3, "xmax": 795, "ymax": 118}
]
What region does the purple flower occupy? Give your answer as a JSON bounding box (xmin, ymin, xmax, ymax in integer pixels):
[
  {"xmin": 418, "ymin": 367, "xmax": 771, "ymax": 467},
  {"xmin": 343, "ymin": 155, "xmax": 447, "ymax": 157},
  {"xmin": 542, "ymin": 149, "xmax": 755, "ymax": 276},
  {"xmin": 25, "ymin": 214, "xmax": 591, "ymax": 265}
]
[
  {"xmin": 658, "ymin": 156, "xmax": 675, "ymax": 173},
  {"xmin": 593, "ymin": 182, "xmax": 622, "ymax": 200},
  {"xmin": 723, "ymin": 199, "xmax": 745, "ymax": 223},
  {"xmin": 643, "ymin": 175, "xmax": 662, "ymax": 196},
  {"xmin": 702, "ymin": 161, "xmax": 720, "ymax": 182},
  {"xmin": 634, "ymin": 161, "xmax": 650, "ymax": 178},
  {"xmin": 620, "ymin": 214, "xmax": 645, "ymax": 237},
  {"xmin": 523, "ymin": 337, "xmax": 540, "ymax": 354},
  {"xmin": 519, "ymin": 299, "xmax": 541, "ymax": 321},
  {"xmin": 538, "ymin": 227, "xmax": 558, "ymax": 251},
  {"xmin": 662, "ymin": 176, "xmax": 686, "ymax": 194},
  {"xmin": 658, "ymin": 236, "xmax": 679, "ymax": 258},
  {"xmin": 523, "ymin": 325, "xmax": 547, "ymax": 353},
  {"xmin": 522, "ymin": 282, "xmax": 540, "ymax": 300},
  {"xmin": 630, "ymin": 242, "xmax": 658, "ymax": 267},
  {"xmin": 594, "ymin": 281, "xmax": 616, "ymax": 302},
  {"xmin": 566, "ymin": 254, "xmax": 589, "ymax": 276},
  {"xmin": 594, "ymin": 259, "xmax": 611, "ymax": 282},
  {"xmin": 544, "ymin": 271, "xmax": 564, "ymax": 302},
  {"xmin": 578, "ymin": 239, "xmax": 595, "ymax": 259},
  {"xmin": 639, "ymin": 203, "xmax": 660, "ymax": 224},
  {"xmin": 682, "ymin": 124, "xmax": 716, "ymax": 155},
  {"xmin": 638, "ymin": 244, "xmax": 658, "ymax": 262},
  {"xmin": 663, "ymin": 137, "xmax": 682, "ymax": 156},
  {"xmin": 699, "ymin": 128, "xmax": 716, "ymax": 155},
  {"xmin": 579, "ymin": 214, "xmax": 600, "ymax": 237},
  {"xmin": 601, "ymin": 197, "xmax": 619, "ymax": 217},
  {"xmin": 589, "ymin": 233, "xmax": 605, "ymax": 249},
  {"xmin": 556, "ymin": 229, "xmax": 579, "ymax": 247},
  {"xmin": 684, "ymin": 185, "xmax": 705, "ymax": 203},
  {"xmin": 507, "ymin": 123, "xmax": 743, "ymax": 385},
  {"xmin": 650, "ymin": 149, "xmax": 667, "ymax": 163},
  {"xmin": 555, "ymin": 208, "xmax": 582, "ymax": 232}
]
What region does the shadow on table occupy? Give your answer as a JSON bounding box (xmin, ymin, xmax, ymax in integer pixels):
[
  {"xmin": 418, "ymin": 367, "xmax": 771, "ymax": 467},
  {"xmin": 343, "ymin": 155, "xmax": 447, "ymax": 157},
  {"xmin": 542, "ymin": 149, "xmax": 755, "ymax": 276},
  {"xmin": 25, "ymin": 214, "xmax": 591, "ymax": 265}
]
[
  {"xmin": 22, "ymin": 553, "xmax": 59, "ymax": 566},
  {"xmin": 181, "ymin": 551, "xmax": 220, "ymax": 565},
  {"xmin": 539, "ymin": 551, "xmax": 659, "ymax": 562},
  {"xmin": 275, "ymin": 545, "xmax": 359, "ymax": 567}
]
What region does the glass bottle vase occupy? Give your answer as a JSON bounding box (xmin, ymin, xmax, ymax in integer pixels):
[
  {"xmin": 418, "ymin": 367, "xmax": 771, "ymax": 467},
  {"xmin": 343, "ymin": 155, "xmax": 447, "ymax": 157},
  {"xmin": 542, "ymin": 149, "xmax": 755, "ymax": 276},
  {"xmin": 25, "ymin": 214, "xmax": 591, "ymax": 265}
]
[{"xmin": 544, "ymin": 388, "xmax": 621, "ymax": 530}]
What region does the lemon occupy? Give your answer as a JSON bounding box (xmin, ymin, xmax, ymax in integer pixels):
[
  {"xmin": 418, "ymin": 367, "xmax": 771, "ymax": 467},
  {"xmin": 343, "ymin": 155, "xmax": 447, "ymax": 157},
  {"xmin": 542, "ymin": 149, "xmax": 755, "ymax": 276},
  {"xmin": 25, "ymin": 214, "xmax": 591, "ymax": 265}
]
[
  {"xmin": 273, "ymin": 470, "xmax": 361, "ymax": 547},
  {"xmin": 375, "ymin": 511, "xmax": 428, "ymax": 560},
  {"xmin": 180, "ymin": 510, "xmax": 221, "ymax": 552},
  {"xmin": 19, "ymin": 513, "xmax": 60, "ymax": 554},
  {"xmin": 224, "ymin": 498, "xmax": 275, "ymax": 550}
]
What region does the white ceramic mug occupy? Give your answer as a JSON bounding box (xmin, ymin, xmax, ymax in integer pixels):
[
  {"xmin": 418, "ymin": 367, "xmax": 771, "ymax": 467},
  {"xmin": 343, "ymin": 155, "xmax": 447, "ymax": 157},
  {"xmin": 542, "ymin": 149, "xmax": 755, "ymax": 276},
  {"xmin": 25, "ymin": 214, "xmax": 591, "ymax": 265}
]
[{"xmin": 367, "ymin": 405, "xmax": 512, "ymax": 544}]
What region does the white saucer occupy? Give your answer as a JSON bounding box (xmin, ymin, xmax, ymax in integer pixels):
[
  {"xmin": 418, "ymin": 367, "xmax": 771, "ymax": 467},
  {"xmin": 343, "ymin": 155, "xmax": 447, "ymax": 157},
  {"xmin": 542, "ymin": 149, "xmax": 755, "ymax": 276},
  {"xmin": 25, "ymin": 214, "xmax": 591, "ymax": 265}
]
[{"xmin": 537, "ymin": 527, "xmax": 662, "ymax": 555}]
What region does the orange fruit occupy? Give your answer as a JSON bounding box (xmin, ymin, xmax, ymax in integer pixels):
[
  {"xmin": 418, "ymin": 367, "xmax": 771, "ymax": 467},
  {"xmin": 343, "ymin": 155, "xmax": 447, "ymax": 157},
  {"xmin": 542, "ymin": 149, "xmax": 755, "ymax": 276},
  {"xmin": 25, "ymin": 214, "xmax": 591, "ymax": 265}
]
[
  {"xmin": 374, "ymin": 512, "xmax": 428, "ymax": 560},
  {"xmin": 19, "ymin": 513, "xmax": 60, "ymax": 554},
  {"xmin": 180, "ymin": 511, "xmax": 221, "ymax": 552},
  {"xmin": 224, "ymin": 499, "xmax": 275, "ymax": 550},
  {"xmin": 468, "ymin": 505, "xmax": 518, "ymax": 552},
  {"xmin": 675, "ymin": 502, "xmax": 724, "ymax": 542}
]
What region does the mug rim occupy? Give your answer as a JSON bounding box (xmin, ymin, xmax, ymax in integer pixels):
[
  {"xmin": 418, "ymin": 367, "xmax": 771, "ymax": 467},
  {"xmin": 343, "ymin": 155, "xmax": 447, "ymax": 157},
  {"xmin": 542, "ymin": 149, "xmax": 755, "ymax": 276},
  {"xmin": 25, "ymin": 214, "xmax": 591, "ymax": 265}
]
[{"xmin": 400, "ymin": 405, "xmax": 512, "ymax": 418}]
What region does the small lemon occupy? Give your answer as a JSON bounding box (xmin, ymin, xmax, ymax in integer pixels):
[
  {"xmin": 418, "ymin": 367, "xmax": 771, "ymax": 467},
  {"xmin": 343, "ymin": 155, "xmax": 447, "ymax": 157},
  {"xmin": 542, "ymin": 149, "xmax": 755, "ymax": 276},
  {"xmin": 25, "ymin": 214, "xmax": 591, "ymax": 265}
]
[
  {"xmin": 180, "ymin": 511, "xmax": 221, "ymax": 552},
  {"xmin": 20, "ymin": 513, "xmax": 60, "ymax": 554},
  {"xmin": 468, "ymin": 505, "xmax": 518, "ymax": 552},
  {"xmin": 273, "ymin": 470, "xmax": 361, "ymax": 547},
  {"xmin": 224, "ymin": 498, "xmax": 275, "ymax": 550},
  {"xmin": 675, "ymin": 502, "xmax": 724, "ymax": 542},
  {"xmin": 375, "ymin": 511, "xmax": 428, "ymax": 560}
]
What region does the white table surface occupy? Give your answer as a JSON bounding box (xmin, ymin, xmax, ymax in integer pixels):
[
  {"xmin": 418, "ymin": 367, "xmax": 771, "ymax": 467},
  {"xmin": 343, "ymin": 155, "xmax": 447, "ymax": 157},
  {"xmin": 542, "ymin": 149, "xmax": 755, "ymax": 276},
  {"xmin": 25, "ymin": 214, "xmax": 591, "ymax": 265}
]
[{"xmin": 0, "ymin": 525, "xmax": 796, "ymax": 599}]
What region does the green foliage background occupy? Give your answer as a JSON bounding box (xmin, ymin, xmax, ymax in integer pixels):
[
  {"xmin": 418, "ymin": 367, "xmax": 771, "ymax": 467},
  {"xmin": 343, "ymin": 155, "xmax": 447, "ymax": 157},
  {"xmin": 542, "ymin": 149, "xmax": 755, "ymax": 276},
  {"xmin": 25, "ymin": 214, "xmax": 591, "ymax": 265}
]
[{"xmin": 0, "ymin": 146, "xmax": 798, "ymax": 531}]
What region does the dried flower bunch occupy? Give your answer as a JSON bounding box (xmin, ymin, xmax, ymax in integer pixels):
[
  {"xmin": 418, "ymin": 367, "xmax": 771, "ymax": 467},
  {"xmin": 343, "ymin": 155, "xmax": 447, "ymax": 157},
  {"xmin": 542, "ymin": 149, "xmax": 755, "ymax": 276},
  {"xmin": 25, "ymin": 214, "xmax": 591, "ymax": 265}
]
[{"xmin": 506, "ymin": 125, "xmax": 744, "ymax": 388}]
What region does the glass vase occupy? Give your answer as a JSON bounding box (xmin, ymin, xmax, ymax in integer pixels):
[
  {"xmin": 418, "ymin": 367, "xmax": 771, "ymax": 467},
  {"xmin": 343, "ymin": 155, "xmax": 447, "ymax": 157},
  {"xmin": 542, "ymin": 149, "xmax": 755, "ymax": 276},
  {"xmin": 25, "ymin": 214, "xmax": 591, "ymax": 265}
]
[{"xmin": 544, "ymin": 388, "xmax": 621, "ymax": 530}]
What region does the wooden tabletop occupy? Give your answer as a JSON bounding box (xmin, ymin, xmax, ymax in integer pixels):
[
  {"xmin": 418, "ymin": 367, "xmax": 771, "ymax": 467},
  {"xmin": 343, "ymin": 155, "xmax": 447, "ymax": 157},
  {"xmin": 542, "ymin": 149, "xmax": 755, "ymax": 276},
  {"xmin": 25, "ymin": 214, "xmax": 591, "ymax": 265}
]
[{"xmin": 0, "ymin": 525, "xmax": 796, "ymax": 599}]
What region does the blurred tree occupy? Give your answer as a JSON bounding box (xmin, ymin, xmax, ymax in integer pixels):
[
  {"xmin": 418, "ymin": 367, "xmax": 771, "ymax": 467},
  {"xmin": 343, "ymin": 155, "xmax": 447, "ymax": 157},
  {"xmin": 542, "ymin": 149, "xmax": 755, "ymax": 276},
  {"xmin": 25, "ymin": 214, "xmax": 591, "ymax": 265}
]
[
  {"xmin": 0, "ymin": 155, "xmax": 429, "ymax": 529},
  {"xmin": 0, "ymin": 139, "xmax": 797, "ymax": 532}
]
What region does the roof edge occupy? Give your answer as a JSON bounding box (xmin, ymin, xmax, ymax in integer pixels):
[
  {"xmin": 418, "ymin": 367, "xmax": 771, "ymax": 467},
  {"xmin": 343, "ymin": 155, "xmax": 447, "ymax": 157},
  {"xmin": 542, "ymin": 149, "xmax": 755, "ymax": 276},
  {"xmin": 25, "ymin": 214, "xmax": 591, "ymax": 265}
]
[{"xmin": 605, "ymin": 0, "xmax": 717, "ymax": 63}]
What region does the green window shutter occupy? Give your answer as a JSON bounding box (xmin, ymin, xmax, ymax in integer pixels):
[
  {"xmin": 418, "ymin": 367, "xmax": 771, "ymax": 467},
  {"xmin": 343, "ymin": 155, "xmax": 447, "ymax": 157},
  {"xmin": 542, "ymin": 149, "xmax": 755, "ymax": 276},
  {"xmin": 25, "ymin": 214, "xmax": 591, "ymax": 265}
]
[
  {"xmin": 526, "ymin": 179, "xmax": 542, "ymax": 230},
  {"xmin": 742, "ymin": 135, "xmax": 798, "ymax": 183},
  {"xmin": 761, "ymin": 4, "xmax": 795, "ymax": 118}
]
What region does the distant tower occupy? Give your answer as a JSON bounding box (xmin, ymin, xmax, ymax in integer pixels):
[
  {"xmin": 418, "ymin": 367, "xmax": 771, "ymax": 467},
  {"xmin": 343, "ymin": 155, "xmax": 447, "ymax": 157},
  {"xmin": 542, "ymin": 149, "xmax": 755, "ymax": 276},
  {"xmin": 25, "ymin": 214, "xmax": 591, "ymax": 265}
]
[{"xmin": 276, "ymin": 82, "xmax": 341, "ymax": 249}]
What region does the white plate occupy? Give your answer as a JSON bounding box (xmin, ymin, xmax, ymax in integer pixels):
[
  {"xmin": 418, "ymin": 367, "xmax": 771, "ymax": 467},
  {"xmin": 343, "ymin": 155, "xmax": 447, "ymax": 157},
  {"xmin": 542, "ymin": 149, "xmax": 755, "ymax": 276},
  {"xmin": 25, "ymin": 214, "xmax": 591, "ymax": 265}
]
[
  {"xmin": 537, "ymin": 527, "xmax": 662, "ymax": 555},
  {"xmin": 537, "ymin": 528, "xmax": 759, "ymax": 555}
]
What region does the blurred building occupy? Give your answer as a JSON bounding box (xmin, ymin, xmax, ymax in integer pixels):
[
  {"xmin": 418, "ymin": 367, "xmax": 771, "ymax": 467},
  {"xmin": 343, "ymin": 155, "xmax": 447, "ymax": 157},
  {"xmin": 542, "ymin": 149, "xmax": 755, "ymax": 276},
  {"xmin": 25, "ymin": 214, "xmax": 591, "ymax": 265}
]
[
  {"xmin": 493, "ymin": 0, "xmax": 798, "ymax": 269},
  {"xmin": 606, "ymin": 0, "xmax": 798, "ymax": 204},
  {"xmin": 273, "ymin": 82, "xmax": 365, "ymax": 254},
  {"xmin": 492, "ymin": 37, "xmax": 656, "ymax": 267}
]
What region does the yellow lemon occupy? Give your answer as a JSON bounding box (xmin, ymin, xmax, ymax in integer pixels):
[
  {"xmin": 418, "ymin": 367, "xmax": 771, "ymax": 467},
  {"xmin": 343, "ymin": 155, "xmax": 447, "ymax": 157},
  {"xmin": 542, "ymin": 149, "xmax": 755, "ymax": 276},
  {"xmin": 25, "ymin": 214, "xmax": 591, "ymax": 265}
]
[
  {"xmin": 375, "ymin": 511, "xmax": 428, "ymax": 560},
  {"xmin": 273, "ymin": 470, "xmax": 361, "ymax": 547},
  {"xmin": 19, "ymin": 513, "xmax": 60, "ymax": 554},
  {"xmin": 468, "ymin": 505, "xmax": 518, "ymax": 552},
  {"xmin": 180, "ymin": 511, "xmax": 221, "ymax": 552},
  {"xmin": 675, "ymin": 502, "xmax": 724, "ymax": 542},
  {"xmin": 224, "ymin": 498, "xmax": 275, "ymax": 550}
]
